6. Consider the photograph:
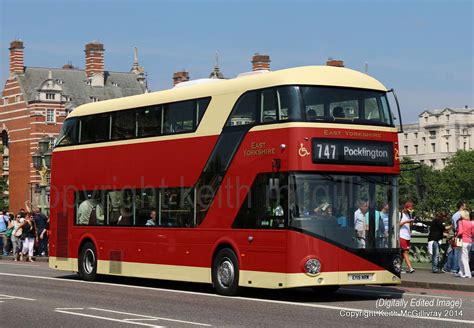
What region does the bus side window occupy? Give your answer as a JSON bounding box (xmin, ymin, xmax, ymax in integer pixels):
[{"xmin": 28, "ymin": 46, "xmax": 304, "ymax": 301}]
[
  {"xmin": 278, "ymin": 86, "xmax": 301, "ymax": 121},
  {"xmin": 80, "ymin": 113, "xmax": 110, "ymax": 144},
  {"xmin": 261, "ymin": 89, "xmax": 277, "ymax": 123},
  {"xmin": 232, "ymin": 173, "xmax": 287, "ymax": 229},
  {"xmin": 75, "ymin": 191, "xmax": 106, "ymax": 226},
  {"xmin": 196, "ymin": 97, "xmax": 211, "ymax": 125},
  {"xmin": 161, "ymin": 188, "xmax": 194, "ymax": 227},
  {"xmin": 56, "ymin": 117, "xmax": 79, "ymax": 146},
  {"xmin": 107, "ymin": 189, "xmax": 135, "ymax": 226},
  {"xmin": 226, "ymin": 91, "xmax": 257, "ymax": 126},
  {"xmin": 134, "ymin": 189, "xmax": 159, "ymax": 226},
  {"xmin": 163, "ymin": 100, "xmax": 195, "ymax": 134},
  {"xmin": 111, "ymin": 109, "xmax": 137, "ymax": 140},
  {"xmin": 137, "ymin": 105, "xmax": 162, "ymax": 137}
]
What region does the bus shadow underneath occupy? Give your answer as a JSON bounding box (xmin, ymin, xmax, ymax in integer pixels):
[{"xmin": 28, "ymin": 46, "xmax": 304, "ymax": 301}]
[{"xmin": 58, "ymin": 274, "xmax": 405, "ymax": 303}]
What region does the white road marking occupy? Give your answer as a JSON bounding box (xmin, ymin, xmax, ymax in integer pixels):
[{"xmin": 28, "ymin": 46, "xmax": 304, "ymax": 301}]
[
  {"xmin": 54, "ymin": 309, "xmax": 166, "ymax": 327},
  {"xmin": 0, "ymin": 294, "xmax": 36, "ymax": 301},
  {"xmin": 2, "ymin": 272, "xmax": 464, "ymax": 301},
  {"xmin": 89, "ymin": 307, "xmax": 211, "ymax": 326},
  {"xmin": 0, "ymin": 262, "xmax": 40, "ymax": 267},
  {"xmin": 2, "ymin": 272, "xmax": 473, "ymax": 325},
  {"xmin": 239, "ymin": 295, "xmax": 474, "ymax": 324},
  {"xmin": 125, "ymin": 318, "xmax": 162, "ymax": 321},
  {"xmin": 55, "ymin": 307, "xmax": 211, "ymax": 327}
]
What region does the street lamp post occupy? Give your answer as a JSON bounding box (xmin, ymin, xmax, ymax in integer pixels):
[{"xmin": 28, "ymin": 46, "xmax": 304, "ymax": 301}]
[{"xmin": 32, "ymin": 136, "xmax": 52, "ymax": 214}]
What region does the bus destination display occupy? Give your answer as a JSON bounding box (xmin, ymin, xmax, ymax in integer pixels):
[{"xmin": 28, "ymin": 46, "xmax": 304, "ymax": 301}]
[{"xmin": 312, "ymin": 138, "xmax": 394, "ymax": 166}]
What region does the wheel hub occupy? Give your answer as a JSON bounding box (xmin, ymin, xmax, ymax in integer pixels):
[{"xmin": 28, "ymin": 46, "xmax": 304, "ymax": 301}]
[
  {"xmin": 84, "ymin": 249, "xmax": 95, "ymax": 274},
  {"xmin": 217, "ymin": 258, "xmax": 234, "ymax": 287}
]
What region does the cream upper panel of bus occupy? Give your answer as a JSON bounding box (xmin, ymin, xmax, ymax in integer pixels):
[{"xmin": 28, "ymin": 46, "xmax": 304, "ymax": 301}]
[
  {"xmin": 64, "ymin": 66, "xmax": 388, "ymax": 139},
  {"xmin": 68, "ymin": 66, "xmax": 388, "ymax": 118}
]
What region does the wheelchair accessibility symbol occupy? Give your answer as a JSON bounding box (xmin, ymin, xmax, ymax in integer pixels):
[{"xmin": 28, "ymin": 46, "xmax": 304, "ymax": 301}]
[{"xmin": 298, "ymin": 143, "xmax": 310, "ymax": 157}]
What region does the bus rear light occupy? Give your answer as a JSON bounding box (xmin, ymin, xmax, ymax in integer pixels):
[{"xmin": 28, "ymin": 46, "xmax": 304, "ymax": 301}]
[{"xmin": 304, "ymin": 258, "xmax": 321, "ymax": 275}]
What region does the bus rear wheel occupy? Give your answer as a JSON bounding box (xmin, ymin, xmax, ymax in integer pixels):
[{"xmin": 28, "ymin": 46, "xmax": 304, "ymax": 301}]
[
  {"xmin": 212, "ymin": 248, "xmax": 240, "ymax": 296},
  {"xmin": 78, "ymin": 242, "xmax": 98, "ymax": 281}
]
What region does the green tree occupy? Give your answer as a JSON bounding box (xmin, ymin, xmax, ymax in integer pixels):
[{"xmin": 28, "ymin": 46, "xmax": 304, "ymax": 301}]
[
  {"xmin": 0, "ymin": 176, "xmax": 8, "ymax": 211},
  {"xmin": 399, "ymin": 150, "xmax": 474, "ymax": 217},
  {"xmin": 439, "ymin": 150, "xmax": 474, "ymax": 208}
]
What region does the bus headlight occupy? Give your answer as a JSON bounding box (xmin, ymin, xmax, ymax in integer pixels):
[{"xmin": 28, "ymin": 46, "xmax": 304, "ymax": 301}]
[
  {"xmin": 393, "ymin": 256, "xmax": 401, "ymax": 274},
  {"xmin": 304, "ymin": 259, "xmax": 321, "ymax": 275}
]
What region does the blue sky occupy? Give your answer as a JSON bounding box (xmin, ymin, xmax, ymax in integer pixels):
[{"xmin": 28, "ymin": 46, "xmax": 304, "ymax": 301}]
[{"xmin": 1, "ymin": 0, "xmax": 472, "ymax": 123}]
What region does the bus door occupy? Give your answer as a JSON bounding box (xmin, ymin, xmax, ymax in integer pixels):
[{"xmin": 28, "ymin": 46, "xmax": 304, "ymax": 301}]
[{"xmin": 232, "ymin": 173, "xmax": 288, "ymax": 288}]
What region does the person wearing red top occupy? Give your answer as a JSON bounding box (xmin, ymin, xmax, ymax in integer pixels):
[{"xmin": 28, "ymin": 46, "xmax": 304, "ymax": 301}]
[{"xmin": 456, "ymin": 210, "xmax": 473, "ymax": 278}]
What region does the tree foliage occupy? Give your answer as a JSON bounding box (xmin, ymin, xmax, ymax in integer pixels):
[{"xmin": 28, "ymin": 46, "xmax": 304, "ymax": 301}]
[
  {"xmin": 399, "ymin": 150, "xmax": 474, "ymax": 217},
  {"xmin": 0, "ymin": 176, "xmax": 8, "ymax": 211}
]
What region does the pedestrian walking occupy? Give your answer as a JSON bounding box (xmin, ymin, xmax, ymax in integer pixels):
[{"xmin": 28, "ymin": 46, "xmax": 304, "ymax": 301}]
[
  {"xmin": 400, "ymin": 201, "xmax": 415, "ymax": 273},
  {"xmin": 11, "ymin": 214, "xmax": 23, "ymax": 261},
  {"xmin": 427, "ymin": 212, "xmax": 449, "ymax": 273},
  {"xmin": 0, "ymin": 210, "xmax": 11, "ymax": 256},
  {"xmin": 456, "ymin": 210, "xmax": 473, "ymax": 278},
  {"xmin": 443, "ymin": 201, "xmax": 467, "ymax": 273},
  {"xmin": 25, "ymin": 201, "xmax": 48, "ymax": 256},
  {"xmin": 19, "ymin": 213, "xmax": 37, "ymax": 262}
]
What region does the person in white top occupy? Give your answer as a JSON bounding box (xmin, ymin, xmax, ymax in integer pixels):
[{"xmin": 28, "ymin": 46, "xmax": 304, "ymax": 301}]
[
  {"xmin": 145, "ymin": 210, "xmax": 157, "ymax": 226},
  {"xmin": 354, "ymin": 200, "xmax": 369, "ymax": 248},
  {"xmin": 77, "ymin": 198, "xmax": 104, "ymax": 225},
  {"xmin": 400, "ymin": 201, "xmax": 415, "ymax": 273}
]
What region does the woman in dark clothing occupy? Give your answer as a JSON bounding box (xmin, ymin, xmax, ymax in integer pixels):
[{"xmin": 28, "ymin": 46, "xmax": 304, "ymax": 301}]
[
  {"xmin": 19, "ymin": 213, "xmax": 37, "ymax": 262},
  {"xmin": 428, "ymin": 212, "xmax": 448, "ymax": 273}
]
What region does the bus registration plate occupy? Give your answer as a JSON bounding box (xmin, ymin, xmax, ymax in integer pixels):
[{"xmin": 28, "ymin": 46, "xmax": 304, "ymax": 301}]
[{"xmin": 348, "ymin": 273, "xmax": 373, "ymax": 281}]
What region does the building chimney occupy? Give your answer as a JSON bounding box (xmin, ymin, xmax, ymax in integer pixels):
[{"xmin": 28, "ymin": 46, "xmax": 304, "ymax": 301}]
[
  {"xmin": 85, "ymin": 41, "xmax": 105, "ymax": 86},
  {"xmin": 326, "ymin": 59, "xmax": 344, "ymax": 67},
  {"xmin": 251, "ymin": 53, "xmax": 271, "ymax": 71},
  {"xmin": 9, "ymin": 40, "xmax": 25, "ymax": 77},
  {"xmin": 173, "ymin": 71, "xmax": 189, "ymax": 86},
  {"xmin": 62, "ymin": 62, "xmax": 75, "ymax": 70}
]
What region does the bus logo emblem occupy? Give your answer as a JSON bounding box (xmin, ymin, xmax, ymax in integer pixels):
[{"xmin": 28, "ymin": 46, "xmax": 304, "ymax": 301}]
[{"xmin": 298, "ymin": 143, "xmax": 310, "ymax": 157}]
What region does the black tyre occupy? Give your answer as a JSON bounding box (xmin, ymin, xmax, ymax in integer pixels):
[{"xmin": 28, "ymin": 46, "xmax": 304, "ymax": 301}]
[
  {"xmin": 78, "ymin": 242, "xmax": 98, "ymax": 281},
  {"xmin": 212, "ymin": 248, "xmax": 240, "ymax": 296},
  {"xmin": 312, "ymin": 285, "xmax": 340, "ymax": 294}
]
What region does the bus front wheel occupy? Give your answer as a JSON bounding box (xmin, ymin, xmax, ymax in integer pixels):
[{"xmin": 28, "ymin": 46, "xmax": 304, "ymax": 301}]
[
  {"xmin": 78, "ymin": 242, "xmax": 98, "ymax": 281},
  {"xmin": 212, "ymin": 248, "xmax": 240, "ymax": 296}
]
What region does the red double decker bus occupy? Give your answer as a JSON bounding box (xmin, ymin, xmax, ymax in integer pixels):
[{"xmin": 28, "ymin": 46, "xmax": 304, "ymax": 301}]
[{"xmin": 49, "ymin": 66, "xmax": 402, "ymax": 295}]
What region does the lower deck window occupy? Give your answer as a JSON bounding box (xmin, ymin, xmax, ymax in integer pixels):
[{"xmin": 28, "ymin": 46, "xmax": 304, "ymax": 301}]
[{"xmin": 74, "ymin": 187, "xmax": 195, "ymax": 228}]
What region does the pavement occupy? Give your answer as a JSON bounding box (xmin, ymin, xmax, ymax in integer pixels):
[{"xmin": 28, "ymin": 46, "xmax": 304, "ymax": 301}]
[
  {"xmin": 1, "ymin": 254, "xmax": 473, "ymax": 292},
  {"xmin": 400, "ymin": 268, "xmax": 474, "ymax": 292}
]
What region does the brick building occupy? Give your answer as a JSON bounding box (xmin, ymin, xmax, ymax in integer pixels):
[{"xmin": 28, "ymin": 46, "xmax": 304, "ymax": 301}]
[{"xmin": 0, "ymin": 40, "xmax": 147, "ymax": 213}]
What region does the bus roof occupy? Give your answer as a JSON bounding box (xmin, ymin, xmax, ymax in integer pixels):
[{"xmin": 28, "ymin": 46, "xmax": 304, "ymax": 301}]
[{"xmin": 68, "ymin": 66, "xmax": 388, "ymax": 118}]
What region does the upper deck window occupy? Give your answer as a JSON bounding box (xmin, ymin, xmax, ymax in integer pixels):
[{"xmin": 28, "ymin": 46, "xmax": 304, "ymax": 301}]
[
  {"xmin": 56, "ymin": 97, "xmax": 211, "ymax": 147},
  {"xmin": 227, "ymin": 91, "xmax": 257, "ymax": 126},
  {"xmin": 137, "ymin": 105, "xmax": 162, "ymax": 137},
  {"xmin": 227, "ymin": 86, "xmax": 392, "ymax": 127},
  {"xmin": 261, "ymin": 89, "xmax": 278, "ymax": 122},
  {"xmin": 56, "ymin": 117, "xmax": 79, "ymax": 146},
  {"xmin": 163, "ymin": 100, "xmax": 195, "ymax": 134},
  {"xmin": 227, "ymin": 86, "xmax": 302, "ymax": 127},
  {"xmin": 111, "ymin": 109, "xmax": 136, "ymax": 140},
  {"xmin": 80, "ymin": 113, "xmax": 110, "ymax": 144},
  {"xmin": 300, "ymin": 86, "xmax": 393, "ymax": 126}
]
